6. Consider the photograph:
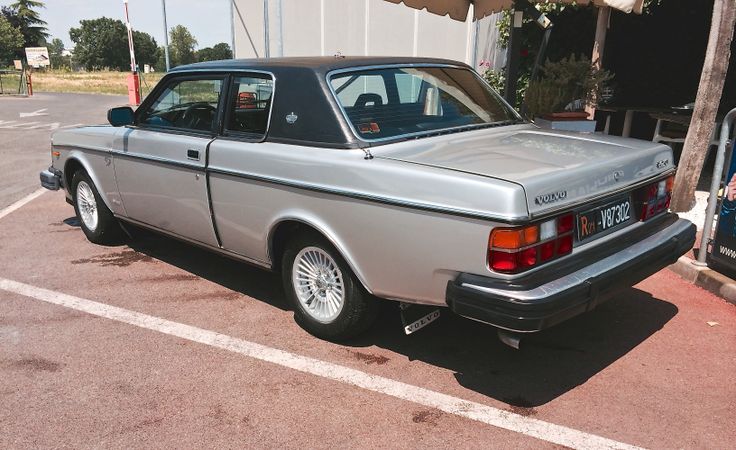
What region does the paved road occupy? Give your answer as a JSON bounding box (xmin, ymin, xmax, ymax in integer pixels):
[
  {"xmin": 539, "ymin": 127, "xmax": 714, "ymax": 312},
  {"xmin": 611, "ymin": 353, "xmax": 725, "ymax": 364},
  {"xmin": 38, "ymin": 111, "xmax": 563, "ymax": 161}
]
[
  {"xmin": 1, "ymin": 95, "xmax": 735, "ymax": 449},
  {"xmin": 0, "ymin": 92, "xmax": 126, "ymax": 209}
]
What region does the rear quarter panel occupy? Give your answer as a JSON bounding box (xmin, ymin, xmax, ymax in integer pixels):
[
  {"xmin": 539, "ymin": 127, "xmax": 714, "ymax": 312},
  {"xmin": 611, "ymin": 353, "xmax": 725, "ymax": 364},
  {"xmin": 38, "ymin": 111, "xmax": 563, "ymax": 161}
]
[{"xmin": 207, "ymin": 139, "xmax": 525, "ymax": 305}]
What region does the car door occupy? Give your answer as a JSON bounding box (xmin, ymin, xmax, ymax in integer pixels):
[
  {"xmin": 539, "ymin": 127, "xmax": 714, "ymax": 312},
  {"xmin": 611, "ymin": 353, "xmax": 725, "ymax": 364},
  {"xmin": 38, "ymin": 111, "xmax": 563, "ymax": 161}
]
[
  {"xmin": 207, "ymin": 72, "xmax": 275, "ymax": 260},
  {"xmin": 113, "ymin": 74, "xmax": 226, "ymax": 247}
]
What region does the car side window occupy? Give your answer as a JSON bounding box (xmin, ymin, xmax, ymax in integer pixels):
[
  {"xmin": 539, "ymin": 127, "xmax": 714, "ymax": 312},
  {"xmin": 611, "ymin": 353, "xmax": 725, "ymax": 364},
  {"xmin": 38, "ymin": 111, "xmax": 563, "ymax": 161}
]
[
  {"xmin": 139, "ymin": 78, "xmax": 224, "ymax": 132},
  {"xmin": 225, "ymin": 75, "xmax": 274, "ymax": 138}
]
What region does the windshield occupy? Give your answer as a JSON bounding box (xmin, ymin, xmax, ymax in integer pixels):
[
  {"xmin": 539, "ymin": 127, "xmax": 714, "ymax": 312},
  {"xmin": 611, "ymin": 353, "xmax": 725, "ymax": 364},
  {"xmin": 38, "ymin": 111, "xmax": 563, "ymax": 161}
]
[{"xmin": 329, "ymin": 66, "xmax": 520, "ymax": 141}]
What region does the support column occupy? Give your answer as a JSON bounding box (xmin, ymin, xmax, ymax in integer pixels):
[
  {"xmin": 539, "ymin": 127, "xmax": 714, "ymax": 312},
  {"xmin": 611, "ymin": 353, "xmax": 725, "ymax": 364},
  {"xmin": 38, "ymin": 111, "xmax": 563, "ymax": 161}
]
[{"xmin": 586, "ymin": 6, "xmax": 610, "ymax": 118}]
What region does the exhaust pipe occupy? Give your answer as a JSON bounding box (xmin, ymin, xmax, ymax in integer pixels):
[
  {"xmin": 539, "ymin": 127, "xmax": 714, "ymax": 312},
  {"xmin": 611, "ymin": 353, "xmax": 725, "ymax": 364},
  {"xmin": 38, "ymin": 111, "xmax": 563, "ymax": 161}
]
[{"xmin": 497, "ymin": 329, "xmax": 522, "ymax": 349}]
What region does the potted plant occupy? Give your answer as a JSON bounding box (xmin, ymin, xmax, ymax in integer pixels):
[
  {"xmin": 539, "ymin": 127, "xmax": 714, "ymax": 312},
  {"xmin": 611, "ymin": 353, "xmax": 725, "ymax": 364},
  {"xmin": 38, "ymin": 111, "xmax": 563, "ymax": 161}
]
[{"xmin": 524, "ymin": 55, "xmax": 613, "ymax": 132}]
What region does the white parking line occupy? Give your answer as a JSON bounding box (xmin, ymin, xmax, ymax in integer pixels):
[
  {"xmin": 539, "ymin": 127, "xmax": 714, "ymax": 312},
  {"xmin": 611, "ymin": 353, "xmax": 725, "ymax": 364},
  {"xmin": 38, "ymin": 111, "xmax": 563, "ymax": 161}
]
[
  {"xmin": 0, "ymin": 188, "xmax": 46, "ymax": 220},
  {"xmin": 0, "ymin": 277, "xmax": 642, "ymax": 450}
]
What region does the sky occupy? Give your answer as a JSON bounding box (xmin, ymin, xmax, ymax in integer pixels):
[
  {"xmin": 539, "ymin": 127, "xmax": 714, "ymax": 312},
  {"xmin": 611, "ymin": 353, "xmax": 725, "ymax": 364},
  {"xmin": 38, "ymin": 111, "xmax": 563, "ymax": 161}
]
[{"xmin": 0, "ymin": 0, "xmax": 232, "ymax": 50}]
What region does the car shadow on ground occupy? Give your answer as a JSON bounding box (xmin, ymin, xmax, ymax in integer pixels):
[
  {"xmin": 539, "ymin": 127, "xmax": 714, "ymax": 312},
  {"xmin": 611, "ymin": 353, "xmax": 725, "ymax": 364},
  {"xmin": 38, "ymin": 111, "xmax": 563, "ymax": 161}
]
[
  {"xmin": 352, "ymin": 291, "xmax": 677, "ymax": 407},
  {"xmin": 122, "ymin": 224, "xmax": 288, "ymax": 311},
  {"xmin": 118, "ymin": 224, "xmax": 678, "ymax": 408}
]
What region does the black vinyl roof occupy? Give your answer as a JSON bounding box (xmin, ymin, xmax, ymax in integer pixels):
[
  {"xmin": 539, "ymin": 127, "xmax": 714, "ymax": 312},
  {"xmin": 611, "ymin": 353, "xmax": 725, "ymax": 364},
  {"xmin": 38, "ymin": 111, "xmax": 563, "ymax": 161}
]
[{"xmin": 172, "ymin": 56, "xmax": 469, "ymax": 75}]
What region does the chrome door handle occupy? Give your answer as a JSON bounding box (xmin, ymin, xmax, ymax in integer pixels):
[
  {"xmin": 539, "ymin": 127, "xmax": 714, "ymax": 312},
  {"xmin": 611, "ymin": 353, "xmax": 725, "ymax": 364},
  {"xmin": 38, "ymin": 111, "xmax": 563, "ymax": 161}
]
[{"xmin": 187, "ymin": 149, "xmax": 200, "ymax": 161}]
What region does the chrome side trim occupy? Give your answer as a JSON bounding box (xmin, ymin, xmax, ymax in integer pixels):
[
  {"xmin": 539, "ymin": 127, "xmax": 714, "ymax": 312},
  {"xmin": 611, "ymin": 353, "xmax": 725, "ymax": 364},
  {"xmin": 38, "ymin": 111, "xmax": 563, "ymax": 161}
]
[
  {"xmin": 112, "ymin": 150, "xmax": 203, "ymax": 171},
  {"xmin": 207, "ymin": 166, "xmax": 528, "ymax": 224},
  {"xmin": 460, "ymin": 218, "xmax": 694, "ymax": 303},
  {"xmin": 117, "ymin": 216, "xmax": 271, "ymax": 269},
  {"xmin": 54, "ymin": 144, "xmax": 111, "ymax": 155},
  {"xmin": 325, "ymin": 64, "xmax": 523, "ymax": 144}
]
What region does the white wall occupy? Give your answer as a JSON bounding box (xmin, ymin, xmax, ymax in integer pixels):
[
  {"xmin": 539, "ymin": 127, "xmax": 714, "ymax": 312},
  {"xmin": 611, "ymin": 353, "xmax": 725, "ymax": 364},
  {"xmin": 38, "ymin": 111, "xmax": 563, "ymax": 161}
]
[{"xmin": 233, "ymin": 0, "xmax": 505, "ymax": 69}]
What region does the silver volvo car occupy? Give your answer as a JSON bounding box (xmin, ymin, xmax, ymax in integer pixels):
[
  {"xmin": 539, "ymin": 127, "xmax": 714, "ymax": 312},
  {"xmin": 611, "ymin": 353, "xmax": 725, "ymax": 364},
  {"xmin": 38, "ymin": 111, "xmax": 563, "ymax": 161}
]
[{"xmin": 40, "ymin": 57, "xmax": 695, "ymax": 347}]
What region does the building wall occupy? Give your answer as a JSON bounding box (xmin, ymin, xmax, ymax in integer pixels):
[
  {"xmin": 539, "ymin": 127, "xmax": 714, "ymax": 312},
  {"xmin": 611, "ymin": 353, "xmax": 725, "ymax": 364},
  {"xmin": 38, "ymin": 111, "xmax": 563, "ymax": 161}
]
[{"xmin": 233, "ymin": 0, "xmax": 505, "ymax": 70}]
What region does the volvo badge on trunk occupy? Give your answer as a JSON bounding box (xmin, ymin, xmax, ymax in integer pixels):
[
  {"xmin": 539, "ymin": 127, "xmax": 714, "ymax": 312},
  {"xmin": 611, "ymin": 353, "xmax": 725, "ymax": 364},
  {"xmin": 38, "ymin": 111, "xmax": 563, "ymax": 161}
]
[{"xmin": 535, "ymin": 190, "xmax": 568, "ymax": 206}]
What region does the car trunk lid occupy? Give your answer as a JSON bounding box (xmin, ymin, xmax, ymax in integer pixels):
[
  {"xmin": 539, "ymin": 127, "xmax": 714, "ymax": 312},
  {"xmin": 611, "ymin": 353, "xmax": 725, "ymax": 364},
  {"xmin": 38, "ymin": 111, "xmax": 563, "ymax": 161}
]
[{"xmin": 373, "ymin": 125, "xmax": 674, "ymax": 217}]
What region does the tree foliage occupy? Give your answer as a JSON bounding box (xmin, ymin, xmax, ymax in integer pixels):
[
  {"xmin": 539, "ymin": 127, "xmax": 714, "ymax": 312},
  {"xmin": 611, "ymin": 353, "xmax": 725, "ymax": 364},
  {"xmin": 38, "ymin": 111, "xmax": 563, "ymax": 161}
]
[
  {"xmin": 47, "ymin": 37, "xmax": 64, "ymax": 68},
  {"xmin": 169, "ymin": 25, "xmax": 197, "ymax": 67},
  {"xmin": 69, "ymin": 17, "xmax": 159, "ymax": 71},
  {"xmin": 196, "ymin": 42, "xmax": 232, "ymax": 62},
  {"xmin": 4, "ymin": 0, "xmax": 49, "ymax": 48},
  {"xmin": 523, "ymin": 55, "xmax": 613, "ymax": 117},
  {"xmin": 0, "ymin": 15, "xmax": 24, "ymax": 65}
]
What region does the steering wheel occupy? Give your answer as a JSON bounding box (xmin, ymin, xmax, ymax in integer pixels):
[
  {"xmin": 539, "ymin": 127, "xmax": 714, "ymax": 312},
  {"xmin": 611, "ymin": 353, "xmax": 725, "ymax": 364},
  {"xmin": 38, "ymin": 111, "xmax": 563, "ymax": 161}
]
[{"xmin": 179, "ymin": 103, "xmax": 217, "ymax": 130}]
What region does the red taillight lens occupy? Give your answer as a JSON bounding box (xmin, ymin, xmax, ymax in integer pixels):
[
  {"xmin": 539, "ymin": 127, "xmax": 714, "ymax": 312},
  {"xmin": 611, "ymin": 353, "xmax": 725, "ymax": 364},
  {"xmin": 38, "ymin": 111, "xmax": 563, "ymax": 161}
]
[
  {"xmin": 639, "ymin": 175, "xmax": 674, "ymax": 221},
  {"xmin": 557, "ymin": 235, "xmax": 573, "ymax": 255},
  {"xmin": 557, "ymin": 214, "xmax": 574, "ymax": 234},
  {"xmin": 488, "ymin": 213, "xmax": 575, "ymax": 273},
  {"xmin": 518, "ymin": 247, "xmax": 537, "ymax": 268},
  {"xmin": 490, "ymin": 251, "xmax": 517, "ymax": 272},
  {"xmin": 539, "ymin": 241, "xmax": 555, "ymax": 261}
]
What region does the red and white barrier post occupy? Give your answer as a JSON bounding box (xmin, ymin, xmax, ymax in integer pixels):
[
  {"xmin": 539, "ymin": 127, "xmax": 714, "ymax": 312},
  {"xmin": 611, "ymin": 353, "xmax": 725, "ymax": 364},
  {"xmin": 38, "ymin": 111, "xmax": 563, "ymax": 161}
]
[{"xmin": 123, "ymin": 0, "xmax": 141, "ymax": 106}]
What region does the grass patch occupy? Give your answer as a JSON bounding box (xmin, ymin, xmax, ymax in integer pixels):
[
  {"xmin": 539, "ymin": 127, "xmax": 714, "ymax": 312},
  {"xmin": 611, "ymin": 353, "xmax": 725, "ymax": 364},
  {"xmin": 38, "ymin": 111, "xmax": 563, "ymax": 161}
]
[{"xmin": 31, "ymin": 70, "xmax": 164, "ymax": 97}]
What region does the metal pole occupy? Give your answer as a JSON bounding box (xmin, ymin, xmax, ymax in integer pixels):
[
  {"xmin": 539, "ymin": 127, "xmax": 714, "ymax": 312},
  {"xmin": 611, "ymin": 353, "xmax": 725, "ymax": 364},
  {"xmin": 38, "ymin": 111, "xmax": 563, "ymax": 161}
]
[
  {"xmin": 504, "ymin": 10, "xmax": 522, "ymax": 106},
  {"xmin": 230, "ymin": 0, "xmax": 236, "ymax": 58},
  {"xmin": 696, "ymin": 107, "xmax": 736, "ymax": 265},
  {"xmin": 123, "ymin": 0, "xmax": 137, "ymax": 73},
  {"xmin": 161, "ymin": 0, "xmax": 170, "ymax": 71},
  {"xmin": 263, "ymin": 0, "xmax": 270, "ymax": 58},
  {"xmin": 274, "ymin": 0, "xmax": 283, "ymax": 57}
]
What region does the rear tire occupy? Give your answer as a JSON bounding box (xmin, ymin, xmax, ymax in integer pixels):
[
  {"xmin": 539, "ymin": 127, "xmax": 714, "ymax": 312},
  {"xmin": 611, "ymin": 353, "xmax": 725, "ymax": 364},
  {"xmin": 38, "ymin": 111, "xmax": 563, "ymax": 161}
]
[
  {"xmin": 71, "ymin": 170, "xmax": 123, "ymax": 245},
  {"xmin": 282, "ymin": 232, "xmax": 378, "ymax": 341}
]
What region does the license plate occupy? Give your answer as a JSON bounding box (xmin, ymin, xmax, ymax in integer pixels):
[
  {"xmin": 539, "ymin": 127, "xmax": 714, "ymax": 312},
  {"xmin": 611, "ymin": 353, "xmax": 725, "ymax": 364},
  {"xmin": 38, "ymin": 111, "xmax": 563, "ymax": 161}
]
[{"xmin": 577, "ymin": 197, "xmax": 632, "ymax": 241}]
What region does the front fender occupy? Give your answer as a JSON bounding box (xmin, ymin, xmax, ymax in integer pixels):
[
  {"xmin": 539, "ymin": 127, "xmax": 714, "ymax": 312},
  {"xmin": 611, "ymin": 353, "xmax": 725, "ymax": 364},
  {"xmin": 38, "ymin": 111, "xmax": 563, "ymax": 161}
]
[{"xmin": 61, "ymin": 151, "xmax": 122, "ymax": 216}]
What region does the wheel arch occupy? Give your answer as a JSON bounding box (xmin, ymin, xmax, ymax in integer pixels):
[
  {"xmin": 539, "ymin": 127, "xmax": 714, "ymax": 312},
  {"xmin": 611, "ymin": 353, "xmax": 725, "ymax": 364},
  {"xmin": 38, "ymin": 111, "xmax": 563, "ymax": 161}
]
[
  {"xmin": 63, "ymin": 154, "xmax": 115, "ymax": 213},
  {"xmin": 267, "ymin": 216, "xmax": 374, "ymax": 294}
]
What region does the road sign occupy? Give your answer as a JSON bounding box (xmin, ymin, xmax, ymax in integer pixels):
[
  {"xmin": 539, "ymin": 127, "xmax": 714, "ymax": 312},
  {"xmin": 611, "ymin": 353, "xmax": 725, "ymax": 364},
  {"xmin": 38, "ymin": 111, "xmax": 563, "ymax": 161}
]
[
  {"xmin": 25, "ymin": 47, "xmax": 50, "ymax": 68},
  {"xmin": 13, "ymin": 60, "xmax": 22, "ymax": 70}
]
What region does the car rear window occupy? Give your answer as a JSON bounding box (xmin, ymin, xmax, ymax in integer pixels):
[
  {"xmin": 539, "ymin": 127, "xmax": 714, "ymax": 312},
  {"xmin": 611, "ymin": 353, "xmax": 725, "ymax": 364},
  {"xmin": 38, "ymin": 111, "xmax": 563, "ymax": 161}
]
[{"xmin": 329, "ymin": 66, "xmax": 519, "ymax": 141}]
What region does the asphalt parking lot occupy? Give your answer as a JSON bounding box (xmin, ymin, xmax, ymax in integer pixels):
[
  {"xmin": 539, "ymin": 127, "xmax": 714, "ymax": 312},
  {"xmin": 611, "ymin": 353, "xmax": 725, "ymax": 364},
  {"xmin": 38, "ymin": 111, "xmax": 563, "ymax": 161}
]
[{"xmin": 1, "ymin": 94, "xmax": 735, "ymax": 449}]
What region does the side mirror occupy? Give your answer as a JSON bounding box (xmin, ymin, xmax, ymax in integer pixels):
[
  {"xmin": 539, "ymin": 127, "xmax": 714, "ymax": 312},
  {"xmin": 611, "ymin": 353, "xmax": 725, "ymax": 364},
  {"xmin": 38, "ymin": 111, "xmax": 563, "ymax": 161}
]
[{"xmin": 107, "ymin": 106, "xmax": 135, "ymax": 127}]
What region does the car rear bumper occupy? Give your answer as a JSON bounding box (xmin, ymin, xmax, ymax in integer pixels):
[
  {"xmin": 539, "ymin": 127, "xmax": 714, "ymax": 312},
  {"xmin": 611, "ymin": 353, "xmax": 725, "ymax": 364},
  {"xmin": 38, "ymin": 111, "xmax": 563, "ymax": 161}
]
[
  {"xmin": 446, "ymin": 215, "xmax": 696, "ymax": 333},
  {"xmin": 40, "ymin": 167, "xmax": 63, "ymax": 191}
]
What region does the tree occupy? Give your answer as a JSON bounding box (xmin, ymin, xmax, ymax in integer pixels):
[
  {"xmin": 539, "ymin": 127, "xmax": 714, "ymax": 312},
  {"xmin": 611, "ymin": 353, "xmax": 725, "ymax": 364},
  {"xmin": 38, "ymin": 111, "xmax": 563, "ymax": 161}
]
[
  {"xmin": 69, "ymin": 17, "xmax": 159, "ymax": 71},
  {"xmin": 7, "ymin": 0, "xmax": 48, "ymax": 48},
  {"xmin": 47, "ymin": 37, "xmax": 64, "ymax": 68},
  {"xmin": 169, "ymin": 25, "xmax": 197, "ymax": 67},
  {"xmin": 0, "ymin": 15, "xmax": 24, "ymax": 65},
  {"xmin": 133, "ymin": 30, "xmax": 161, "ymax": 70},
  {"xmin": 671, "ymin": 0, "xmax": 736, "ymax": 212},
  {"xmin": 196, "ymin": 42, "xmax": 232, "ymax": 62}
]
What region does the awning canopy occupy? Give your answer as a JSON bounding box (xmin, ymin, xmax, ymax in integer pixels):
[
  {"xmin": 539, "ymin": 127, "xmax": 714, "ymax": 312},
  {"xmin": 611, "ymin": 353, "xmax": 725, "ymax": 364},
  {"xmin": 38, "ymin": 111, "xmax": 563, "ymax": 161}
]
[{"xmin": 384, "ymin": 0, "xmax": 644, "ymax": 21}]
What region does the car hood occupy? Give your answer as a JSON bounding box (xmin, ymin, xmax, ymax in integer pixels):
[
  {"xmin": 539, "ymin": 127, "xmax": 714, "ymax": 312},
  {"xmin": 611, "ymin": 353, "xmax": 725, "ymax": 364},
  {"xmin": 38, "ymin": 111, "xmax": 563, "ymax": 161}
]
[{"xmin": 373, "ymin": 124, "xmax": 675, "ymax": 217}]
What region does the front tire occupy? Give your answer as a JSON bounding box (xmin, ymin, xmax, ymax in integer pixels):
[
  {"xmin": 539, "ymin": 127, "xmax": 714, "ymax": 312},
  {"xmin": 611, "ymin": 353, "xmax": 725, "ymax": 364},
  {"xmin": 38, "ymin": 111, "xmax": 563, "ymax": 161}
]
[
  {"xmin": 282, "ymin": 232, "xmax": 378, "ymax": 341},
  {"xmin": 71, "ymin": 170, "xmax": 122, "ymax": 245}
]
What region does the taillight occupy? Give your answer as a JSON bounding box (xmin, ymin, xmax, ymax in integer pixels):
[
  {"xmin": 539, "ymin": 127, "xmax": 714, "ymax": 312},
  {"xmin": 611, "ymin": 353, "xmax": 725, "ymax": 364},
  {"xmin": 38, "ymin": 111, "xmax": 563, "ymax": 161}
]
[
  {"xmin": 488, "ymin": 213, "xmax": 575, "ymax": 274},
  {"xmin": 637, "ymin": 175, "xmax": 674, "ymax": 220}
]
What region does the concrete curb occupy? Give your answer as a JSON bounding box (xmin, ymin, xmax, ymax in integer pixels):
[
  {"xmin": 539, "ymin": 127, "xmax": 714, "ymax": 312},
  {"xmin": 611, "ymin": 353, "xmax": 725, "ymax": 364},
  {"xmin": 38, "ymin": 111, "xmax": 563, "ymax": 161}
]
[{"xmin": 668, "ymin": 256, "xmax": 736, "ymax": 305}]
